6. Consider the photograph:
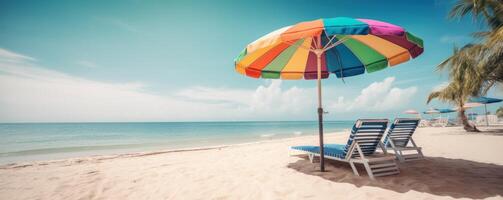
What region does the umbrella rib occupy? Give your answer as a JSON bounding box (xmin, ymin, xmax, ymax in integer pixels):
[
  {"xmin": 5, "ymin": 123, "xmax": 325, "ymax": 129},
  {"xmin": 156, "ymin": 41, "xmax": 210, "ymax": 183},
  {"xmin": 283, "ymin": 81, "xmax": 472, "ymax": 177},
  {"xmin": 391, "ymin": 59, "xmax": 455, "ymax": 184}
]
[
  {"xmin": 322, "ymin": 34, "xmax": 338, "ymax": 50},
  {"xmin": 311, "ymin": 37, "xmax": 319, "ymax": 49},
  {"xmin": 323, "ymin": 36, "xmax": 348, "ymax": 52},
  {"xmin": 315, "ymin": 36, "xmax": 324, "ymax": 50}
]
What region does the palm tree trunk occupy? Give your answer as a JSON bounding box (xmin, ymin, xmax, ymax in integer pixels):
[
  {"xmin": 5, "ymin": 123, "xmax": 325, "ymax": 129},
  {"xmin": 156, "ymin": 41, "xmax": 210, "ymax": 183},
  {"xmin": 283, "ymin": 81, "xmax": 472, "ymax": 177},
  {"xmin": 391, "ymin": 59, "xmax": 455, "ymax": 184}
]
[{"xmin": 458, "ymin": 108, "xmax": 480, "ymax": 132}]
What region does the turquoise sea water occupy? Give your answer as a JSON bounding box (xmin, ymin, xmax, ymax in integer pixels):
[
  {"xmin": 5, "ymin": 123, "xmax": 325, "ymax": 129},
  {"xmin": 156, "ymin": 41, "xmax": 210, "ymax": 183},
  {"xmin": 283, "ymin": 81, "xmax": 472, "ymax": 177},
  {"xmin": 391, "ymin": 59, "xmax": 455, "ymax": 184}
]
[{"xmin": 0, "ymin": 121, "xmax": 354, "ymax": 164}]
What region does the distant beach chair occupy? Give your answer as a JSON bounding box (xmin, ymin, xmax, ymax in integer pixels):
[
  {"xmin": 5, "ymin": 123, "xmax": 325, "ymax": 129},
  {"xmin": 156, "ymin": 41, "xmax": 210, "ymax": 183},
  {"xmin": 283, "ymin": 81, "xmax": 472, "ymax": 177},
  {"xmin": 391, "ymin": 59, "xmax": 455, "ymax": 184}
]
[
  {"xmin": 418, "ymin": 119, "xmax": 431, "ymax": 127},
  {"xmin": 383, "ymin": 118, "xmax": 424, "ymax": 162},
  {"xmin": 290, "ymin": 119, "xmax": 399, "ymax": 180}
]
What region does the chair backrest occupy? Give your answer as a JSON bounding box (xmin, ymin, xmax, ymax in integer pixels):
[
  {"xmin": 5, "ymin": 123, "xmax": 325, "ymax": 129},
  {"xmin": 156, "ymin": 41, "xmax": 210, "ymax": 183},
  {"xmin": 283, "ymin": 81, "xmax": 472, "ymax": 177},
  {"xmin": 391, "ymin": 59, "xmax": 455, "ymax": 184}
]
[
  {"xmin": 384, "ymin": 118, "xmax": 420, "ymax": 147},
  {"xmin": 343, "ymin": 119, "xmax": 389, "ymax": 158}
]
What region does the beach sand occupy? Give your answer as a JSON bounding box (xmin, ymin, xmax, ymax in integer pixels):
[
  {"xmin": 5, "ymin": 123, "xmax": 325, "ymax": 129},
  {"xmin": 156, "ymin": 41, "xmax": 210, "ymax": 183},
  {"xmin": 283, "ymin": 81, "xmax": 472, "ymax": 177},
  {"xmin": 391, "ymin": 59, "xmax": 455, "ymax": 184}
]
[{"xmin": 1, "ymin": 126, "xmax": 503, "ymax": 200}]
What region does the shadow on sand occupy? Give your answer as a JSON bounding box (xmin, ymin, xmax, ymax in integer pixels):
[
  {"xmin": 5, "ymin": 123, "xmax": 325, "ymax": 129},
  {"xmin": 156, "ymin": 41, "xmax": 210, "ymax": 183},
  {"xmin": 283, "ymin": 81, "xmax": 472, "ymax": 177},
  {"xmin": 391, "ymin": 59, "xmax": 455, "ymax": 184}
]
[
  {"xmin": 481, "ymin": 128, "xmax": 503, "ymax": 135},
  {"xmin": 288, "ymin": 155, "xmax": 503, "ymax": 199}
]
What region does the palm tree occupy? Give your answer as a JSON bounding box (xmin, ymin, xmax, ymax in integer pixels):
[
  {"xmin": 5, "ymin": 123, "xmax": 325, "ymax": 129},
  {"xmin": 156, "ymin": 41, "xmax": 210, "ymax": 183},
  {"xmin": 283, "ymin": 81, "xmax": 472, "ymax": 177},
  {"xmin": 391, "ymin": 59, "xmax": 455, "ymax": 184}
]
[
  {"xmin": 427, "ymin": 45, "xmax": 481, "ymax": 132},
  {"xmin": 478, "ymin": 26, "xmax": 503, "ymax": 93},
  {"xmin": 427, "ymin": 84, "xmax": 479, "ymax": 132},
  {"xmin": 428, "ymin": 0, "xmax": 503, "ymax": 132},
  {"xmin": 449, "ymin": 0, "xmax": 503, "ymax": 30},
  {"xmin": 449, "ymin": 0, "xmax": 503, "ymax": 94}
]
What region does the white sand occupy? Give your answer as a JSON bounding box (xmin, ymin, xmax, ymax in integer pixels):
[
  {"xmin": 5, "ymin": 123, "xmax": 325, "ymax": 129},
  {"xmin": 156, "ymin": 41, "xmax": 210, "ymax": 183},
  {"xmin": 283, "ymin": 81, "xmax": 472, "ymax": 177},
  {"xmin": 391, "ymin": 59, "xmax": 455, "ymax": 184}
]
[{"xmin": 1, "ymin": 126, "xmax": 503, "ymax": 199}]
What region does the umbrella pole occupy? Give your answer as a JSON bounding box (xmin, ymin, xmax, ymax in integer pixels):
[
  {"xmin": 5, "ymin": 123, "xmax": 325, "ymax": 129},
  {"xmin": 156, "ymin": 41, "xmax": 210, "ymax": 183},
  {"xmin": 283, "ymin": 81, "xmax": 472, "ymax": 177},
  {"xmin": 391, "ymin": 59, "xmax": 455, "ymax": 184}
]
[
  {"xmin": 485, "ymin": 104, "xmax": 489, "ymax": 126},
  {"xmin": 316, "ymin": 50, "xmax": 325, "ymax": 172}
]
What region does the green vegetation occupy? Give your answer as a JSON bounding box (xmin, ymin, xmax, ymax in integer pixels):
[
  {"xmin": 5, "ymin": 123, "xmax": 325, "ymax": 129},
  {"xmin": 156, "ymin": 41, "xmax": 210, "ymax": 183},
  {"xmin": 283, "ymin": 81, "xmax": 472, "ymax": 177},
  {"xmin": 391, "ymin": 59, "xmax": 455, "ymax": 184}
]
[{"xmin": 497, "ymin": 106, "xmax": 503, "ymax": 118}]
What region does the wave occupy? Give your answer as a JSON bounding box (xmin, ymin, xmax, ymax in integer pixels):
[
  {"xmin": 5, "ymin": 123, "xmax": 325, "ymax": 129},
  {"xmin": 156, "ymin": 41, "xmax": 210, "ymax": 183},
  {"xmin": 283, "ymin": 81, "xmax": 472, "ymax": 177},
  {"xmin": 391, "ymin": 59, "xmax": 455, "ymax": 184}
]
[
  {"xmin": 0, "ymin": 143, "xmax": 159, "ymax": 157},
  {"xmin": 259, "ymin": 134, "xmax": 275, "ymax": 138},
  {"xmin": 293, "ymin": 131, "xmax": 303, "ymax": 135}
]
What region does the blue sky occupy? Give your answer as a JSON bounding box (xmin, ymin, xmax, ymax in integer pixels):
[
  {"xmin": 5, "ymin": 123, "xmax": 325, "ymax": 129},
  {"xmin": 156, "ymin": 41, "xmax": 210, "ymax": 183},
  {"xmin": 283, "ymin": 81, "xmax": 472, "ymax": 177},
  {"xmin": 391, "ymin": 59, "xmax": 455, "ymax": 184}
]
[{"xmin": 0, "ymin": 0, "xmax": 500, "ymax": 122}]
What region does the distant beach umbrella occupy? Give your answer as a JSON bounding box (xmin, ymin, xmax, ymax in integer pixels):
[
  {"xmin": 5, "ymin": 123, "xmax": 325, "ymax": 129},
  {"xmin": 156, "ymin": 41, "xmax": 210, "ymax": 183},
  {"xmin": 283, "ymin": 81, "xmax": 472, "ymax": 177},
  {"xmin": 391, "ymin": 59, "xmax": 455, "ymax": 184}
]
[
  {"xmin": 404, "ymin": 109, "xmax": 419, "ymax": 114},
  {"xmin": 463, "ymin": 102, "xmax": 484, "ymax": 108},
  {"xmin": 457, "ymin": 102, "xmax": 483, "ymax": 109},
  {"xmin": 435, "ymin": 108, "xmax": 456, "ymax": 114},
  {"xmin": 423, "ymin": 109, "xmax": 440, "ymax": 123},
  {"xmin": 424, "ymin": 108, "xmax": 455, "ymax": 125},
  {"xmin": 403, "ymin": 109, "xmax": 421, "ymax": 118},
  {"xmin": 469, "ymin": 96, "xmax": 503, "ymax": 126},
  {"xmin": 234, "ymin": 17, "xmax": 424, "ymax": 171},
  {"xmin": 423, "ymin": 108, "xmax": 440, "ymax": 114},
  {"xmin": 469, "ymin": 96, "xmax": 503, "ymax": 104}
]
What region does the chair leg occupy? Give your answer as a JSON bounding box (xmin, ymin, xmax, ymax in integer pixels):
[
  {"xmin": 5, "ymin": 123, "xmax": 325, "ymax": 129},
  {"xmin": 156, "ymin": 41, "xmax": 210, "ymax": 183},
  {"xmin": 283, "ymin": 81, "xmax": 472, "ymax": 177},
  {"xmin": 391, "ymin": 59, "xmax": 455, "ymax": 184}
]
[
  {"xmin": 363, "ymin": 162, "xmax": 375, "ymax": 180},
  {"xmin": 379, "ymin": 142, "xmax": 388, "ymax": 154},
  {"xmin": 397, "ymin": 150, "xmax": 405, "ymax": 162},
  {"xmin": 410, "ymin": 138, "xmax": 424, "ymax": 159},
  {"xmin": 349, "ymin": 161, "xmax": 359, "ymax": 176},
  {"xmin": 417, "ymin": 148, "xmax": 424, "ymax": 159}
]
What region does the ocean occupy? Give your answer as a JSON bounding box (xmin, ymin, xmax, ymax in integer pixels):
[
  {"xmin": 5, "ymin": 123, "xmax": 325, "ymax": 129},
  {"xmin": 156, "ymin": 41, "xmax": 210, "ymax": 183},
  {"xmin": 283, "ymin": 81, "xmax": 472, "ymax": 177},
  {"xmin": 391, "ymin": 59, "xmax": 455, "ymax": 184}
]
[{"xmin": 0, "ymin": 121, "xmax": 354, "ymax": 164}]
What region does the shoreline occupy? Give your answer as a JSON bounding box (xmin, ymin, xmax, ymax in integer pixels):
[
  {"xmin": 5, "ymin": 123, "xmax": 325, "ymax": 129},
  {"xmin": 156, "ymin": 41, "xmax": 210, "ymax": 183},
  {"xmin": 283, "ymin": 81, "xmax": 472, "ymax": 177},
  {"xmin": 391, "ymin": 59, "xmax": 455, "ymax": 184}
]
[
  {"xmin": 0, "ymin": 131, "xmax": 347, "ymax": 169},
  {"xmin": 0, "ymin": 121, "xmax": 355, "ymax": 166},
  {"xmin": 2, "ymin": 125, "xmax": 498, "ymax": 168}
]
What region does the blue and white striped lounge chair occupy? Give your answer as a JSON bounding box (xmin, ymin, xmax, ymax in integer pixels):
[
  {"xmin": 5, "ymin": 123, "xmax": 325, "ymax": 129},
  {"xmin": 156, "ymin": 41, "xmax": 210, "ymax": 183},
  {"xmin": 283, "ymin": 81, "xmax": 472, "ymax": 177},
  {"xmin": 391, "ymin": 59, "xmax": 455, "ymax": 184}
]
[
  {"xmin": 383, "ymin": 118, "xmax": 424, "ymax": 162},
  {"xmin": 290, "ymin": 119, "xmax": 399, "ymax": 180}
]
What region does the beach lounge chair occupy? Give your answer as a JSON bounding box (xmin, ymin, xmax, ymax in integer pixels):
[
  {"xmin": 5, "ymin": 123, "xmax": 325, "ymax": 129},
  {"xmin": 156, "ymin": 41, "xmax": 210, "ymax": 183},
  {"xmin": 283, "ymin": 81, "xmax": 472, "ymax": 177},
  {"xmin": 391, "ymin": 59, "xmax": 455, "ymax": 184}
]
[
  {"xmin": 290, "ymin": 119, "xmax": 399, "ymax": 180},
  {"xmin": 383, "ymin": 118, "xmax": 424, "ymax": 162}
]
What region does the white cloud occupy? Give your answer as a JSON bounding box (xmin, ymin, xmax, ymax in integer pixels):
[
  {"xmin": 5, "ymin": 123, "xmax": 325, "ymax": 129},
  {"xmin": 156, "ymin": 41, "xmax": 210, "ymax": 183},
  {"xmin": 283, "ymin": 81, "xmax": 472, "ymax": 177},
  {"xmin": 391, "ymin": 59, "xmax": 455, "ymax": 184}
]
[
  {"xmin": 250, "ymin": 80, "xmax": 313, "ymax": 113},
  {"xmin": 0, "ymin": 48, "xmax": 35, "ymax": 63},
  {"xmin": 329, "ymin": 77, "xmax": 417, "ymax": 112},
  {"xmin": 176, "ymin": 86, "xmax": 252, "ymax": 106},
  {"xmin": 0, "ymin": 48, "xmax": 317, "ymax": 122},
  {"xmin": 176, "ymin": 80, "xmax": 315, "ymax": 116},
  {"xmin": 0, "ymin": 64, "xmax": 211, "ymax": 122},
  {"xmin": 0, "ymin": 49, "xmax": 222, "ymax": 122}
]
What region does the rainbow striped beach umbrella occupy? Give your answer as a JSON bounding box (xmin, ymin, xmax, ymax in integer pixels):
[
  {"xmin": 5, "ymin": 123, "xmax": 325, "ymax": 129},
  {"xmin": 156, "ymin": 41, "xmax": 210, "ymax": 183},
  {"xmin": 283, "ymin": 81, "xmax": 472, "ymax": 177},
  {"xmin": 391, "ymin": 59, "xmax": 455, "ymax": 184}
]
[{"xmin": 234, "ymin": 17, "xmax": 424, "ymax": 171}]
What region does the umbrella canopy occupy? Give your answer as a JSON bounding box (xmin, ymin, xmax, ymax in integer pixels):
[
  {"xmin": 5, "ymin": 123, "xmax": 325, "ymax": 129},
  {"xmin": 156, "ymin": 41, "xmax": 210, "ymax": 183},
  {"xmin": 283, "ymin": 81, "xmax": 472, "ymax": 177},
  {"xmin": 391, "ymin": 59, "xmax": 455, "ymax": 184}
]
[
  {"xmin": 404, "ymin": 109, "xmax": 419, "ymax": 114},
  {"xmin": 424, "ymin": 108, "xmax": 455, "ymax": 114},
  {"xmin": 403, "ymin": 109, "xmax": 421, "ymax": 119},
  {"xmin": 469, "ymin": 96, "xmax": 503, "ymax": 104},
  {"xmin": 423, "ymin": 108, "xmax": 440, "ymax": 114},
  {"xmin": 468, "ymin": 96, "xmax": 503, "ymax": 126},
  {"xmin": 436, "ymin": 108, "xmax": 456, "ymax": 113},
  {"xmin": 455, "ymin": 102, "xmax": 483, "ymax": 110},
  {"xmin": 234, "ymin": 17, "xmax": 424, "ymax": 171},
  {"xmin": 235, "ymin": 17, "xmax": 423, "ymax": 80},
  {"xmin": 423, "ymin": 108, "xmax": 454, "ymax": 125}
]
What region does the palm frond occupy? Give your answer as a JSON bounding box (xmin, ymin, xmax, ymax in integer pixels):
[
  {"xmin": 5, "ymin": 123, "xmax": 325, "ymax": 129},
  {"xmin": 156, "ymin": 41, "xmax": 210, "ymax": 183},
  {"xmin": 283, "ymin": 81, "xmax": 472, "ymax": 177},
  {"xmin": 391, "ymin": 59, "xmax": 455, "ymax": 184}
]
[
  {"xmin": 427, "ymin": 91, "xmax": 442, "ymax": 104},
  {"xmin": 448, "ymin": 0, "xmax": 503, "ymax": 30}
]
